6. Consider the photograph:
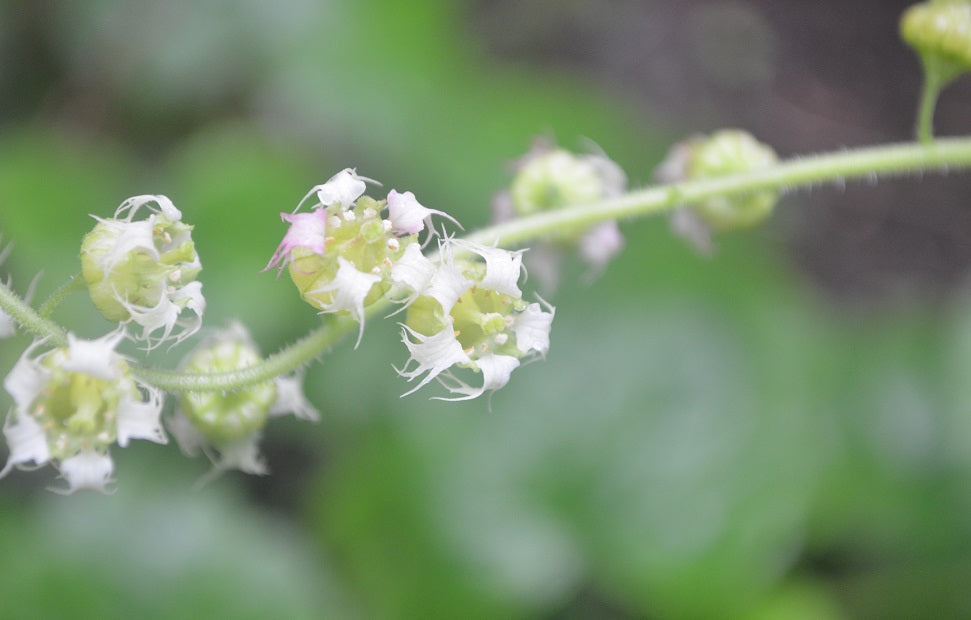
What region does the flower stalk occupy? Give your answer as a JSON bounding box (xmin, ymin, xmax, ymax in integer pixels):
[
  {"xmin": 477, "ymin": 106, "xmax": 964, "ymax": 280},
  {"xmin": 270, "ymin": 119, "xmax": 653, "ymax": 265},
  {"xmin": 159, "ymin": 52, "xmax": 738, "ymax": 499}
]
[{"xmin": 3, "ymin": 137, "xmax": 971, "ymax": 394}]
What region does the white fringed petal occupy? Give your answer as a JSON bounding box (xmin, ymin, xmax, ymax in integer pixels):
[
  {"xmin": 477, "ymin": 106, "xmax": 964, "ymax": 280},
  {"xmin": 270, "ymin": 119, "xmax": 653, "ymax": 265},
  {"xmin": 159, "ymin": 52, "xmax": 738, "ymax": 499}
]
[
  {"xmin": 3, "ymin": 340, "xmax": 50, "ymax": 410},
  {"xmin": 451, "ymin": 240, "xmax": 524, "ymax": 298},
  {"xmin": 309, "ymin": 257, "xmax": 381, "ymax": 347},
  {"xmin": 0, "ymin": 413, "xmax": 51, "ymax": 478},
  {"xmin": 271, "ymin": 372, "xmax": 320, "ymax": 421},
  {"xmin": 302, "ymin": 168, "xmax": 371, "ymax": 209},
  {"xmin": 386, "ymin": 189, "xmax": 461, "ymax": 234},
  {"xmin": 397, "ymin": 324, "xmax": 471, "ymax": 397},
  {"xmin": 116, "ymin": 387, "xmax": 166, "ymax": 447},
  {"xmin": 512, "ymin": 302, "xmax": 555, "ymax": 357},
  {"xmin": 63, "ymin": 331, "xmax": 125, "ymax": 380},
  {"xmin": 57, "ymin": 450, "xmax": 114, "ymax": 494},
  {"xmin": 437, "ymin": 353, "xmax": 521, "ymax": 401}
]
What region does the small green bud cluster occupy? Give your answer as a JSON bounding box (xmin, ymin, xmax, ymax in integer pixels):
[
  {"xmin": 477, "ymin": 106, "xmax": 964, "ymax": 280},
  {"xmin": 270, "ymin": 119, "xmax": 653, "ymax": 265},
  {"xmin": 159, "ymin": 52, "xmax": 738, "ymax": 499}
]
[
  {"xmin": 902, "ymin": 0, "xmax": 971, "ymax": 83},
  {"xmin": 168, "ymin": 323, "xmax": 315, "ymax": 481},
  {"xmin": 656, "ymin": 130, "xmax": 778, "ymax": 252},
  {"xmin": 493, "ymin": 141, "xmax": 627, "ymax": 291},
  {"xmin": 80, "ymin": 195, "xmax": 205, "ymax": 348}
]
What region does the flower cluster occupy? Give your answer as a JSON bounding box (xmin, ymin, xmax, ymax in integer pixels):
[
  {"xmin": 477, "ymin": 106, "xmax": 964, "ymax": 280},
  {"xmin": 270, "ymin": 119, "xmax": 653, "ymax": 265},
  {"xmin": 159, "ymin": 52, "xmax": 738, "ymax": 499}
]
[
  {"xmin": 493, "ymin": 140, "xmax": 627, "ymax": 291},
  {"xmin": 265, "ymin": 169, "xmax": 458, "ymax": 346},
  {"xmin": 0, "ymin": 166, "xmax": 560, "ymax": 493},
  {"xmin": 81, "ymin": 195, "xmax": 205, "ymax": 349},
  {"xmin": 167, "ymin": 322, "xmax": 318, "ymax": 484},
  {"xmin": 392, "ymin": 239, "xmax": 554, "ymax": 400},
  {"xmin": 0, "ymin": 331, "xmax": 165, "ymax": 492},
  {"xmin": 266, "ymin": 169, "xmax": 555, "ymax": 400}
]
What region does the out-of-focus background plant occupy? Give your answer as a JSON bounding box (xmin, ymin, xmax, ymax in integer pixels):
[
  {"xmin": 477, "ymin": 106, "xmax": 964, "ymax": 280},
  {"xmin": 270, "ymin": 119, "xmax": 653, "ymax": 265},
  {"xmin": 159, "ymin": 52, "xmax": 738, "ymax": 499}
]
[{"xmin": 2, "ymin": 0, "xmax": 971, "ymax": 617}]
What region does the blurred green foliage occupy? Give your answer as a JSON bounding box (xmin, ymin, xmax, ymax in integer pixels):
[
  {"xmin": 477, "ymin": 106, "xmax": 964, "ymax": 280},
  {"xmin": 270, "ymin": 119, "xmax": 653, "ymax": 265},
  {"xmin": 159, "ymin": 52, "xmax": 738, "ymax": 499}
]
[{"xmin": 2, "ymin": 1, "xmax": 971, "ymax": 618}]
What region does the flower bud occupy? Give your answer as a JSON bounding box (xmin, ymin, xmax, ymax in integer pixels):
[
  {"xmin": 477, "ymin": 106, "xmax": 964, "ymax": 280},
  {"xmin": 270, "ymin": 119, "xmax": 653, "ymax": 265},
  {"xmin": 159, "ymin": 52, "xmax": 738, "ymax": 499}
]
[
  {"xmin": 81, "ymin": 195, "xmax": 204, "ymax": 348},
  {"xmin": 1, "ymin": 330, "xmax": 166, "ymax": 493},
  {"xmin": 495, "ymin": 141, "xmax": 628, "ymax": 291},
  {"xmin": 169, "ymin": 322, "xmax": 319, "ymax": 481},
  {"xmin": 901, "ymin": 1, "xmax": 971, "ymax": 83},
  {"xmin": 178, "ymin": 324, "xmax": 277, "ymax": 445},
  {"xmin": 657, "ymin": 130, "xmax": 778, "ymax": 251}
]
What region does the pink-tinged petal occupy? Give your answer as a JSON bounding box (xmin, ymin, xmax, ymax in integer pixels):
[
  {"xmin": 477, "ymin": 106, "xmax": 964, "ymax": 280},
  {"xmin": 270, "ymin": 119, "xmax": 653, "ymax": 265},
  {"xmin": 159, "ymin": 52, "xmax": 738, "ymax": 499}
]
[
  {"xmin": 263, "ymin": 209, "xmax": 328, "ymax": 273},
  {"xmin": 387, "ymin": 189, "xmax": 462, "ymax": 234},
  {"xmin": 578, "ymin": 220, "xmax": 625, "ymax": 270}
]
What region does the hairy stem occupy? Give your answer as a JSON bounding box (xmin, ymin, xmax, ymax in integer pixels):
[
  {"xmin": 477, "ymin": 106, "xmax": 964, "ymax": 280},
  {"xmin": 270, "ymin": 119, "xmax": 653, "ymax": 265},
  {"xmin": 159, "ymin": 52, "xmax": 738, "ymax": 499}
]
[
  {"xmin": 38, "ymin": 272, "xmax": 85, "ymax": 318},
  {"xmin": 3, "ymin": 137, "xmax": 971, "ymax": 392}
]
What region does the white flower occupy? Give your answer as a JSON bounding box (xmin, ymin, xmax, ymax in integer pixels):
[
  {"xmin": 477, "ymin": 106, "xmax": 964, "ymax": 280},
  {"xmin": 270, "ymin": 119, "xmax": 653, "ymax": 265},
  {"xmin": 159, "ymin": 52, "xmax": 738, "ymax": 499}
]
[
  {"xmin": 436, "ymin": 353, "xmax": 521, "ymax": 401},
  {"xmin": 271, "ymin": 371, "xmax": 320, "ymax": 421},
  {"xmin": 386, "ymin": 189, "xmax": 461, "ymax": 235},
  {"xmin": 391, "ymin": 242, "xmax": 471, "ymax": 315},
  {"xmin": 57, "ymin": 450, "xmax": 114, "ymax": 494},
  {"xmin": 451, "ymin": 239, "xmax": 524, "ymax": 298},
  {"xmin": 116, "ymin": 387, "xmax": 166, "ymax": 447},
  {"xmin": 577, "ymin": 221, "xmax": 625, "ymax": 275},
  {"xmin": 81, "ymin": 194, "xmax": 205, "ymax": 349},
  {"xmin": 295, "ymin": 168, "xmax": 374, "ymax": 211},
  {"xmin": 0, "ymin": 331, "xmax": 166, "ymax": 493},
  {"xmin": 512, "ymin": 302, "xmax": 555, "ymax": 357},
  {"xmin": 396, "ymin": 323, "xmax": 472, "ymax": 397},
  {"xmin": 0, "ymin": 413, "xmax": 50, "ymax": 477},
  {"xmin": 308, "ymin": 257, "xmax": 382, "ymax": 347}
]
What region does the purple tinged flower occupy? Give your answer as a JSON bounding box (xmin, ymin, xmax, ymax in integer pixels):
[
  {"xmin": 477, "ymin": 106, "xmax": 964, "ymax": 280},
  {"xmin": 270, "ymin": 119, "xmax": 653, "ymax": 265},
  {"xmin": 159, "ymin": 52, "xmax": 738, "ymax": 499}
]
[
  {"xmin": 263, "ymin": 209, "xmax": 328, "ymax": 274},
  {"xmin": 386, "ymin": 189, "xmax": 462, "ymax": 235}
]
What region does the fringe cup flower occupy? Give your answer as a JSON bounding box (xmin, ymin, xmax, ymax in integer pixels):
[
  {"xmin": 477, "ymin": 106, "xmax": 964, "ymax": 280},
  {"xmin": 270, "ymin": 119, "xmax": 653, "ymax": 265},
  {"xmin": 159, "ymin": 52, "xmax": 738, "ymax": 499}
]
[
  {"xmin": 168, "ymin": 322, "xmax": 319, "ymax": 484},
  {"xmin": 392, "ymin": 238, "xmax": 554, "ymax": 400},
  {"xmin": 265, "ymin": 170, "xmax": 462, "ymax": 346},
  {"xmin": 493, "ymin": 140, "xmax": 627, "ymax": 292},
  {"xmin": 0, "ymin": 330, "xmax": 166, "ymax": 493},
  {"xmin": 81, "ymin": 195, "xmax": 205, "ymax": 349}
]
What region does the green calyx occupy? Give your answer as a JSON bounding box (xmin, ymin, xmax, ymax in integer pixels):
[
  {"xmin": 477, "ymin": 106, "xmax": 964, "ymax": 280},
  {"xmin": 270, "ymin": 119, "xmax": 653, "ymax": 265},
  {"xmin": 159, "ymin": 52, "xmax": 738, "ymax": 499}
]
[
  {"xmin": 180, "ymin": 337, "xmax": 276, "ymax": 445},
  {"xmin": 81, "ymin": 213, "xmax": 201, "ymax": 322},
  {"xmin": 902, "ymin": 1, "xmax": 971, "ymax": 84},
  {"xmin": 288, "ymin": 196, "xmax": 412, "ymax": 312},
  {"xmin": 684, "ymin": 130, "xmax": 779, "ymax": 231},
  {"xmin": 34, "ymin": 349, "xmax": 130, "ymax": 459}
]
